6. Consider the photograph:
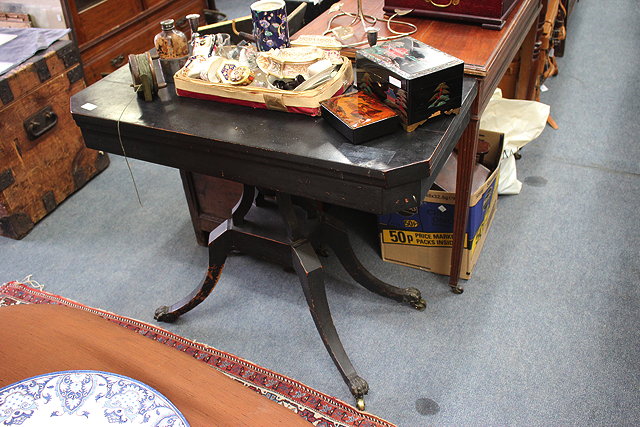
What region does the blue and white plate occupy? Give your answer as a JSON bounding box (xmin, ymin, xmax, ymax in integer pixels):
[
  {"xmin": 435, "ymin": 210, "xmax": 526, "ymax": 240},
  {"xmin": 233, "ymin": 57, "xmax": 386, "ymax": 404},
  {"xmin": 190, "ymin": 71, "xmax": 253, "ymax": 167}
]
[{"xmin": 0, "ymin": 370, "xmax": 189, "ymax": 426}]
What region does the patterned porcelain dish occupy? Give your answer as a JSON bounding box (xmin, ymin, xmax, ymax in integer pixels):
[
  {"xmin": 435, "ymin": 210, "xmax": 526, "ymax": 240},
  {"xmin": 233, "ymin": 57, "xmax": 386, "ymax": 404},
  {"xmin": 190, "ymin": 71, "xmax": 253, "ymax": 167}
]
[
  {"xmin": 255, "ymin": 46, "xmax": 325, "ymax": 79},
  {"xmin": 291, "ymin": 35, "xmax": 343, "ymax": 50},
  {"xmin": 0, "ymin": 370, "xmax": 189, "ymax": 426}
]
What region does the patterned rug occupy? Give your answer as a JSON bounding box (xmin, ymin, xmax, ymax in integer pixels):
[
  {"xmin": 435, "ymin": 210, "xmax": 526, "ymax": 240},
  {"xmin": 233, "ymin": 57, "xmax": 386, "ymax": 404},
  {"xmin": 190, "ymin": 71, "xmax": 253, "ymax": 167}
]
[{"xmin": 0, "ymin": 281, "xmax": 395, "ymax": 427}]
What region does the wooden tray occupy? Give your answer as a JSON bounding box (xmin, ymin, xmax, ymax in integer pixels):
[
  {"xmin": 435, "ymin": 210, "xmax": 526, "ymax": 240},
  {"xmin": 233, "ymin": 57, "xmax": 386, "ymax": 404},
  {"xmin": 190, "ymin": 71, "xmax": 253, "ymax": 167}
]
[{"xmin": 174, "ymin": 57, "xmax": 353, "ymax": 116}]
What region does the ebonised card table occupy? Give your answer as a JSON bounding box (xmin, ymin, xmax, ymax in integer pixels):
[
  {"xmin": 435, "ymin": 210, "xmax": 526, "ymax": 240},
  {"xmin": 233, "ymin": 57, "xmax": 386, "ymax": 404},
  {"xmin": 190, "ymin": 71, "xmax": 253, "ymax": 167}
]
[{"xmin": 71, "ymin": 65, "xmax": 476, "ymax": 409}]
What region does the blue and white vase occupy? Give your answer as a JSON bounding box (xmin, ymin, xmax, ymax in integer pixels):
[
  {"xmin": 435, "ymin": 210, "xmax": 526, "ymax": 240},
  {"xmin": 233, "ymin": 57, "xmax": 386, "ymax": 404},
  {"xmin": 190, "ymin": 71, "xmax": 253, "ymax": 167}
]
[{"xmin": 250, "ymin": 0, "xmax": 290, "ymax": 52}]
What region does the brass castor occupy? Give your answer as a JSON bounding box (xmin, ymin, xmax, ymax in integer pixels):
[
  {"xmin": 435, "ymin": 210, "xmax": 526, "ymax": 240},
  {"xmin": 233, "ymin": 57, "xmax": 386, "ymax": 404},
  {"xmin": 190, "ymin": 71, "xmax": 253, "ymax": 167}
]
[
  {"xmin": 154, "ymin": 305, "xmax": 178, "ymax": 323},
  {"xmin": 450, "ymin": 286, "xmax": 464, "ymax": 294},
  {"xmin": 411, "ymin": 298, "xmax": 427, "ymax": 311},
  {"xmin": 349, "ymin": 376, "xmax": 368, "ymax": 411}
]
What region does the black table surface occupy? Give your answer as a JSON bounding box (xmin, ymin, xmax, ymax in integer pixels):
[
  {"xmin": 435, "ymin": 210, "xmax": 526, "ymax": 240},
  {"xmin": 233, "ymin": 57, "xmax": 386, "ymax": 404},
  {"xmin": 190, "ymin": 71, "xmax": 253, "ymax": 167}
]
[{"xmin": 71, "ymin": 66, "xmax": 476, "ymax": 214}]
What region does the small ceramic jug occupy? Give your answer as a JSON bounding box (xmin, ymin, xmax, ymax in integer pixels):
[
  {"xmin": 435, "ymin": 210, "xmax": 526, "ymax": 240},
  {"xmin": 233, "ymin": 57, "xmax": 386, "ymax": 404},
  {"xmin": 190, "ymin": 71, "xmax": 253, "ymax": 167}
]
[{"xmin": 250, "ymin": 0, "xmax": 290, "ymax": 52}]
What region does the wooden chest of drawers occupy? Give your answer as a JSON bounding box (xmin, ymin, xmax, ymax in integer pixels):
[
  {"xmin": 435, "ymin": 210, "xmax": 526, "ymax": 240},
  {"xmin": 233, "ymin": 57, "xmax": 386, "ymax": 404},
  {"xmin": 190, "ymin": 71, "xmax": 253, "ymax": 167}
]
[
  {"xmin": 64, "ymin": 0, "xmax": 208, "ymax": 84},
  {"xmin": 0, "ymin": 40, "xmax": 109, "ymax": 239}
]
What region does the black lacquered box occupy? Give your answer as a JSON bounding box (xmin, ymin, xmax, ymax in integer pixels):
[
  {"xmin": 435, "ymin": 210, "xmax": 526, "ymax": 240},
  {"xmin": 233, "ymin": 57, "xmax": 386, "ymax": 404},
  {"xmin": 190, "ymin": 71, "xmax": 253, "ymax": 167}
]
[
  {"xmin": 355, "ymin": 37, "xmax": 464, "ymax": 132},
  {"xmin": 320, "ymin": 91, "xmax": 400, "ymax": 144}
]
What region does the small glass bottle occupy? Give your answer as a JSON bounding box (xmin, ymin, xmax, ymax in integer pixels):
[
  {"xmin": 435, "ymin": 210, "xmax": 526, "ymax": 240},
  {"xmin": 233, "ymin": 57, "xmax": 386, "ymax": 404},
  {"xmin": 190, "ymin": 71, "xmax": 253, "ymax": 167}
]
[{"xmin": 154, "ymin": 19, "xmax": 189, "ymax": 82}]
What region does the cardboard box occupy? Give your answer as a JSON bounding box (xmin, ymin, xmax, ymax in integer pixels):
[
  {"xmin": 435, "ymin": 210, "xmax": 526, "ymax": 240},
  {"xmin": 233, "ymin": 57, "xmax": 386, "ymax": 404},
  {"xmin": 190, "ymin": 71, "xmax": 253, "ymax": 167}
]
[
  {"xmin": 355, "ymin": 37, "xmax": 464, "ymax": 132},
  {"xmin": 378, "ymin": 130, "xmax": 503, "ymax": 279}
]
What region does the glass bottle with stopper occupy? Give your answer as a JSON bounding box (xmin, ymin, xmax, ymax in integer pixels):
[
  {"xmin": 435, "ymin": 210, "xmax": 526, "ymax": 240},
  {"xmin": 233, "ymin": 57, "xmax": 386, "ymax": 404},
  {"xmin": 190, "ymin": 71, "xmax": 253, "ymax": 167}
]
[{"xmin": 154, "ymin": 19, "xmax": 189, "ymax": 82}]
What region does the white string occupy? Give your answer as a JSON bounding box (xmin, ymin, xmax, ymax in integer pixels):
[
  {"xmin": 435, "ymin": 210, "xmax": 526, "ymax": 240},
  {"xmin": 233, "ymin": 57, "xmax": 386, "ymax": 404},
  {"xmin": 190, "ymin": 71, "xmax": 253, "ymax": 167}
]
[
  {"xmin": 116, "ymin": 84, "xmax": 144, "ymax": 207},
  {"xmin": 324, "ymin": 11, "xmax": 418, "ymax": 48},
  {"xmin": 20, "ymin": 274, "xmax": 44, "ymax": 290}
]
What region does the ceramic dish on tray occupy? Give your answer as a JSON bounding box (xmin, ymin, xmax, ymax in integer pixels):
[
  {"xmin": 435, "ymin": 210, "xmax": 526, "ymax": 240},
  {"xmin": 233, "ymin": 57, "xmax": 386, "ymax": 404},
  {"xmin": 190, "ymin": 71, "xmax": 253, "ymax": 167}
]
[
  {"xmin": 291, "ymin": 34, "xmax": 343, "ymax": 50},
  {"xmin": 0, "ymin": 370, "xmax": 189, "ymax": 426},
  {"xmin": 255, "ymin": 46, "xmax": 325, "ymax": 79},
  {"xmin": 293, "ymin": 67, "xmax": 338, "ymax": 92},
  {"xmin": 174, "ymin": 55, "xmax": 353, "ymax": 116}
]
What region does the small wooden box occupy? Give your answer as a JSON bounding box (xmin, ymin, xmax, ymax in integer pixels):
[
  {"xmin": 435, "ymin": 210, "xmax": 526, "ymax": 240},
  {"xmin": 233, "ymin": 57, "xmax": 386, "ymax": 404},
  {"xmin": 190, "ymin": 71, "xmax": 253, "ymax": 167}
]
[
  {"xmin": 355, "ymin": 37, "xmax": 463, "ymax": 132},
  {"xmin": 320, "ymin": 92, "xmax": 400, "ymax": 144},
  {"xmin": 0, "ymin": 40, "xmax": 109, "ymax": 239},
  {"xmin": 383, "ymin": 0, "xmax": 520, "ymax": 30}
]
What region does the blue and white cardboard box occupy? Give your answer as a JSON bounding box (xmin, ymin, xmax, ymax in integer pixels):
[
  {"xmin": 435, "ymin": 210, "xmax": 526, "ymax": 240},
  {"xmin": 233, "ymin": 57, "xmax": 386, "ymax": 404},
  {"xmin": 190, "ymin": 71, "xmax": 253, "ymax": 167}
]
[{"xmin": 378, "ymin": 130, "xmax": 503, "ymax": 279}]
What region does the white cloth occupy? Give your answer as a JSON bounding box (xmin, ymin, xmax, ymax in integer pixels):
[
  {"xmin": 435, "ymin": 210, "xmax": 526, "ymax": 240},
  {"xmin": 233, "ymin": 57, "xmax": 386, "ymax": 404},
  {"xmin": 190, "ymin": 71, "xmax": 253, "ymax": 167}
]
[{"xmin": 480, "ymin": 88, "xmax": 550, "ymax": 195}]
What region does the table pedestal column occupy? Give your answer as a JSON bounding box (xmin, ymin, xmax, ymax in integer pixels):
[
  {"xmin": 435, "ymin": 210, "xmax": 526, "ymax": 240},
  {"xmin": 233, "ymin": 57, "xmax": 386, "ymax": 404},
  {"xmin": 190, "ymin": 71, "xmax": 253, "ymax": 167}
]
[{"xmin": 154, "ymin": 187, "xmax": 426, "ymax": 410}]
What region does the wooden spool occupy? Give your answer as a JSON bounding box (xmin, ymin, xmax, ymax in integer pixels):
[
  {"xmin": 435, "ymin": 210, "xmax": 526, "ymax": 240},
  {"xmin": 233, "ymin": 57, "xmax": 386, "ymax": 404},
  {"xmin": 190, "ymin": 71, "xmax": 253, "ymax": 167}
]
[{"xmin": 128, "ymin": 52, "xmax": 165, "ymax": 101}]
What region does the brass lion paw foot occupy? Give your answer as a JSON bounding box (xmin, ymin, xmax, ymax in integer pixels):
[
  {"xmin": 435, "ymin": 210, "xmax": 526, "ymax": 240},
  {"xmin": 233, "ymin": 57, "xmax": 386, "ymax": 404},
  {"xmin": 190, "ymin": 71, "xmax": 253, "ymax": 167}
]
[
  {"xmin": 348, "ymin": 375, "xmax": 369, "ymax": 411},
  {"xmin": 154, "ymin": 305, "xmax": 179, "ymax": 323},
  {"xmin": 404, "ymin": 287, "xmax": 427, "ymax": 311}
]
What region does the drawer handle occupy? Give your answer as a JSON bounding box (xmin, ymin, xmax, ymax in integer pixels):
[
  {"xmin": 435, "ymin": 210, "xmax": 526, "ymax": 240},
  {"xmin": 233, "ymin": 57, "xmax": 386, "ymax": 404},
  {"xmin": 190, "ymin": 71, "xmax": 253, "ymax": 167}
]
[
  {"xmin": 110, "ymin": 54, "xmax": 125, "ymax": 68},
  {"xmin": 426, "ymin": 0, "xmax": 460, "ymax": 7},
  {"xmin": 24, "ymin": 106, "xmax": 58, "ymax": 140}
]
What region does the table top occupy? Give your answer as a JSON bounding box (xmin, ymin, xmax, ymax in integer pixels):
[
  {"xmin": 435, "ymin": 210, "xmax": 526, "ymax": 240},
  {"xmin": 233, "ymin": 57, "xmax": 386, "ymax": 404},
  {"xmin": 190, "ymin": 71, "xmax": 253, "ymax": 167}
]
[
  {"xmin": 296, "ymin": 0, "xmax": 541, "ymax": 77},
  {"xmin": 71, "ymin": 67, "xmax": 475, "ymax": 214},
  {"xmin": 0, "ymin": 303, "xmax": 310, "ymax": 427}
]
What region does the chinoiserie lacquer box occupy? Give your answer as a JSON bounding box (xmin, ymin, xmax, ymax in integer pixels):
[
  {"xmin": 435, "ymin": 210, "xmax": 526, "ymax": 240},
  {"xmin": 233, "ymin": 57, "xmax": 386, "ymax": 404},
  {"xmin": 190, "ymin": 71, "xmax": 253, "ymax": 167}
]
[{"xmin": 355, "ymin": 37, "xmax": 464, "ymax": 132}]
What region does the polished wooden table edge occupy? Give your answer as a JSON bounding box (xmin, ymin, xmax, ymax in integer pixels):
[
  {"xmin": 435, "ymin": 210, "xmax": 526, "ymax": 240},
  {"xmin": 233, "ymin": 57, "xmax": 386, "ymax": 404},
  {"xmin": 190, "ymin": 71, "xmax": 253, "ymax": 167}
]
[
  {"xmin": 464, "ymin": 0, "xmax": 543, "ymax": 78},
  {"xmin": 474, "ymin": 1, "xmax": 542, "ymax": 115}
]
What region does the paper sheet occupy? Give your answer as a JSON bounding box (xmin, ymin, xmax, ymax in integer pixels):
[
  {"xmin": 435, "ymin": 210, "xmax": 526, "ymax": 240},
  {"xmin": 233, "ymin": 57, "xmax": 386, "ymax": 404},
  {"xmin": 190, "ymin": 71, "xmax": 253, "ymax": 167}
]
[
  {"xmin": 0, "ymin": 28, "xmax": 70, "ymax": 76},
  {"xmin": 0, "ymin": 62, "xmax": 13, "ymax": 74},
  {"xmin": 0, "ymin": 33, "xmax": 17, "ymax": 46},
  {"xmin": 480, "ymin": 88, "xmax": 550, "ymax": 194}
]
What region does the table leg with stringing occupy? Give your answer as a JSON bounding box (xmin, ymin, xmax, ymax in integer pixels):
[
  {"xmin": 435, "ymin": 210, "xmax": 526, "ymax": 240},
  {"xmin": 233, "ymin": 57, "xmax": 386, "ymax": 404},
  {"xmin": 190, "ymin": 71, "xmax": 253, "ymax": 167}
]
[{"xmin": 448, "ymin": 115, "xmax": 480, "ymax": 293}]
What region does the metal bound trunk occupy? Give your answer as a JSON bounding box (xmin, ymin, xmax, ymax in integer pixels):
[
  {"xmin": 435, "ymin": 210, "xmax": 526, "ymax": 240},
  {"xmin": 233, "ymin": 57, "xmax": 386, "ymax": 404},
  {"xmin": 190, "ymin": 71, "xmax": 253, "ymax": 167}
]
[
  {"xmin": 383, "ymin": 0, "xmax": 521, "ymax": 30},
  {"xmin": 0, "ymin": 39, "xmax": 109, "ymax": 239}
]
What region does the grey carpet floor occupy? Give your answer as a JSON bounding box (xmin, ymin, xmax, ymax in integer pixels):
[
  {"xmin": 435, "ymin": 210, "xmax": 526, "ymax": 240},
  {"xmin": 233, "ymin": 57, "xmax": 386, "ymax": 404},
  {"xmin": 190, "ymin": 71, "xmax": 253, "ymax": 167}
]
[{"xmin": 1, "ymin": 2, "xmax": 639, "ymax": 425}]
